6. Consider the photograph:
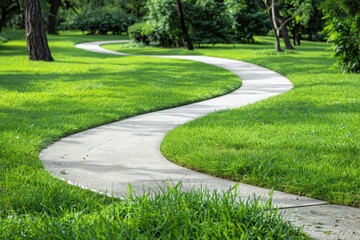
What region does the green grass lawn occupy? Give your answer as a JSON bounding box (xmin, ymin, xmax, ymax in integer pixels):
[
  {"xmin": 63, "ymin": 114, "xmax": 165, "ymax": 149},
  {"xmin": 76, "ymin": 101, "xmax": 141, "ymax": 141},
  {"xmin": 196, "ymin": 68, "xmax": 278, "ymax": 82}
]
[
  {"xmin": 0, "ymin": 33, "xmax": 309, "ymax": 238},
  {"xmin": 104, "ymin": 37, "xmax": 360, "ymax": 207}
]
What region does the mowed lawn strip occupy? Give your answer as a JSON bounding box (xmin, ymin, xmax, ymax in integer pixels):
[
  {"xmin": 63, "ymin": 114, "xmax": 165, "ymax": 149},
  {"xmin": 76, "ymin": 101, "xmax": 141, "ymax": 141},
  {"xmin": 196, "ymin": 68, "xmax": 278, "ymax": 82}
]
[
  {"xmin": 104, "ymin": 37, "xmax": 360, "ymax": 207},
  {"xmin": 0, "ymin": 34, "xmax": 308, "ymax": 239},
  {"xmin": 0, "ymin": 33, "xmax": 240, "ymax": 213},
  {"xmin": 2, "ymin": 34, "xmax": 311, "ymax": 239}
]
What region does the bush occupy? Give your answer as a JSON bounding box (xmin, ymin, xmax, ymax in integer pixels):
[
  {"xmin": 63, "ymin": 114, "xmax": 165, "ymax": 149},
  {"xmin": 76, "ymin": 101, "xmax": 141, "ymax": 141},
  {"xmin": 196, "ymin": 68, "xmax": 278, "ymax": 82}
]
[
  {"xmin": 0, "ymin": 29, "xmax": 24, "ymax": 43},
  {"xmin": 137, "ymin": 0, "xmax": 271, "ymax": 48},
  {"xmin": 186, "ymin": 0, "xmax": 232, "ymax": 46},
  {"xmin": 63, "ymin": 9, "xmax": 135, "ymax": 35},
  {"xmin": 227, "ymin": 0, "xmax": 270, "ymax": 43},
  {"xmin": 142, "ymin": 0, "xmax": 233, "ymax": 48},
  {"xmin": 325, "ymin": 17, "xmax": 360, "ymax": 73},
  {"xmin": 144, "ymin": 0, "xmax": 182, "ymax": 47},
  {"xmin": 322, "ymin": 0, "xmax": 360, "ymax": 73},
  {"xmin": 128, "ymin": 22, "xmax": 149, "ymax": 44}
]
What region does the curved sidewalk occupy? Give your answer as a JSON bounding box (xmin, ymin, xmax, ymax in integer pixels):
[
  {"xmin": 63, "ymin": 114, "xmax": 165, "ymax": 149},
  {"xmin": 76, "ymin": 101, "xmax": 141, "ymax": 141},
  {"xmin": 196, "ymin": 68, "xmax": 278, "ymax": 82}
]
[{"xmin": 40, "ymin": 41, "xmax": 360, "ymax": 240}]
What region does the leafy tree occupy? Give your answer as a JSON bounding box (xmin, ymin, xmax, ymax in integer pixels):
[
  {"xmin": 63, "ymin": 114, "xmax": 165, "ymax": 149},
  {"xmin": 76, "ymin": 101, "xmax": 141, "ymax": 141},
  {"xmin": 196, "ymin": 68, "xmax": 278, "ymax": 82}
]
[
  {"xmin": 322, "ymin": 0, "xmax": 360, "ymax": 73},
  {"xmin": 186, "ymin": 0, "xmax": 232, "ymax": 46},
  {"xmin": 288, "ymin": 0, "xmax": 325, "ymax": 45},
  {"xmin": 261, "ymin": 0, "xmax": 313, "ymax": 51},
  {"xmin": 62, "ymin": 2, "xmax": 135, "ymax": 35},
  {"xmin": 25, "ymin": 0, "xmax": 54, "ymax": 61},
  {"xmin": 144, "ymin": 0, "xmax": 181, "ymax": 47},
  {"xmin": 139, "ymin": 0, "xmax": 232, "ymax": 48},
  {"xmin": 0, "ymin": 0, "xmax": 21, "ymax": 32},
  {"xmin": 120, "ymin": 0, "xmax": 147, "ymax": 19},
  {"xmin": 226, "ymin": 0, "xmax": 270, "ymax": 43}
]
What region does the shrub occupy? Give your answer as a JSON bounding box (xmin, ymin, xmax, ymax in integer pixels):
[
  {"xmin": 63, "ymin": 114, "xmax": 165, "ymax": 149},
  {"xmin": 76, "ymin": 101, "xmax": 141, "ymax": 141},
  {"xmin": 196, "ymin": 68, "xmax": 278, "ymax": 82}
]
[
  {"xmin": 128, "ymin": 22, "xmax": 149, "ymax": 43},
  {"xmin": 63, "ymin": 9, "xmax": 135, "ymax": 35},
  {"xmin": 186, "ymin": 0, "xmax": 232, "ymax": 46},
  {"xmin": 226, "ymin": 0, "xmax": 270, "ymax": 43},
  {"xmin": 322, "ymin": 0, "xmax": 360, "ymax": 73},
  {"xmin": 144, "ymin": 0, "xmax": 182, "ymax": 47},
  {"xmin": 138, "ymin": 0, "xmax": 271, "ymax": 48},
  {"xmin": 325, "ymin": 18, "xmax": 360, "ymax": 73},
  {"xmin": 143, "ymin": 0, "xmax": 233, "ymax": 47}
]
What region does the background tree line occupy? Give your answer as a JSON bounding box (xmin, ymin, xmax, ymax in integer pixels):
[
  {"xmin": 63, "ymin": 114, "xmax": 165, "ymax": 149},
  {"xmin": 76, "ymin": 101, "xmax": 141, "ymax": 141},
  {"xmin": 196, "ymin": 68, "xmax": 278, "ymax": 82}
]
[{"xmin": 0, "ymin": 0, "xmax": 359, "ymax": 73}]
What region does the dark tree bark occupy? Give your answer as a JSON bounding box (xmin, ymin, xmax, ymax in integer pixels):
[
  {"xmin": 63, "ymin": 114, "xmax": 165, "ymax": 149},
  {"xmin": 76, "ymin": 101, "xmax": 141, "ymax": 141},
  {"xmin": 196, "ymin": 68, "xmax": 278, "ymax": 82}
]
[
  {"xmin": 276, "ymin": 13, "xmax": 295, "ymax": 50},
  {"xmin": 25, "ymin": 0, "xmax": 54, "ymax": 61},
  {"xmin": 280, "ymin": 23, "xmax": 294, "ymax": 49},
  {"xmin": 174, "ymin": 0, "xmax": 193, "ymax": 51},
  {"xmin": 47, "ymin": 0, "xmax": 61, "ymax": 34}
]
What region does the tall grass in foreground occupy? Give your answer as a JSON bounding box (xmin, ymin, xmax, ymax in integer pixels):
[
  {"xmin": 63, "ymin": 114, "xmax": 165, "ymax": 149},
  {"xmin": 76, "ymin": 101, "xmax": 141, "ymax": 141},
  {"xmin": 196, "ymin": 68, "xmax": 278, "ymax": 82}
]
[
  {"xmin": 0, "ymin": 184, "xmax": 308, "ymax": 239},
  {"xmin": 104, "ymin": 37, "xmax": 360, "ymax": 207}
]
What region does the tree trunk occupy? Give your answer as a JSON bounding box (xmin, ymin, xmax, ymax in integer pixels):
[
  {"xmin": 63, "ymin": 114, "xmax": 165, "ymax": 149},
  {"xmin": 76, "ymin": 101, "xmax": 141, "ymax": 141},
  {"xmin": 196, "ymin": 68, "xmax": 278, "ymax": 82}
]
[
  {"xmin": 269, "ymin": 0, "xmax": 282, "ymax": 52},
  {"xmin": 174, "ymin": 0, "xmax": 193, "ymax": 51},
  {"xmin": 25, "ymin": 0, "xmax": 54, "ymax": 61},
  {"xmin": 275, "ymin": 6, "xmax": 295, "ymax": 50},
  {"xmin": 275, "ymin": 29, "xmax": 281, "ymax": 52},
  {"xmin": 48, "ymin": 0, "xmax": 61, "ymax": 34},
  {"xmin": 0, "ymin": 13, "xmax": 8, "ymax": 32},
  {"xmin": 279, "ymin": 21, "xmax": 294, "ymax": 50}
]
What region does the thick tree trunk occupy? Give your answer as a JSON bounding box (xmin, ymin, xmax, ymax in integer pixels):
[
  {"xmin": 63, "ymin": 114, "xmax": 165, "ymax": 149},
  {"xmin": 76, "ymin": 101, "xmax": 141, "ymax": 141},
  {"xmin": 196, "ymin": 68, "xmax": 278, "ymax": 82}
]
[
  {"xmin": 279, "ymin": 21, "xmax": 295, "ymax": 50},
  {"xmin": 0, "ymin": 13, "xmax": 9, "ymax": 32},
  {"xmin": 25, "ymin": 0, "xmax": 54, "ymax": 61},
  {"xmin": 174, "ymin": 0, "xmax": 193, "ymax": 51},
  {"xmin": 48, "ymin": 0, "xmax": 61, "ymax": 34}
]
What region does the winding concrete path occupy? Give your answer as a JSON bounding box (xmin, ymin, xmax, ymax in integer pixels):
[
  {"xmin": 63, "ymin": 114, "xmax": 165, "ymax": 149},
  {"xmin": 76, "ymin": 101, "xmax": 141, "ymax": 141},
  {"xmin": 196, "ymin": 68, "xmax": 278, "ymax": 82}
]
[{"xmin": 40, "ymin": 40, "xmax": 360, "ymax": 240}]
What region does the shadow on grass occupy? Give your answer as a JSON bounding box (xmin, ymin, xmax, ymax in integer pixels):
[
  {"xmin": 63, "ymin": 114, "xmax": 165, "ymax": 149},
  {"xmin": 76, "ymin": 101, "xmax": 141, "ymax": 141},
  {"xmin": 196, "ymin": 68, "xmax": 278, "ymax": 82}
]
[{"xmin": 0, "ymin": 44, "xmax": 27, "ymax": 56}]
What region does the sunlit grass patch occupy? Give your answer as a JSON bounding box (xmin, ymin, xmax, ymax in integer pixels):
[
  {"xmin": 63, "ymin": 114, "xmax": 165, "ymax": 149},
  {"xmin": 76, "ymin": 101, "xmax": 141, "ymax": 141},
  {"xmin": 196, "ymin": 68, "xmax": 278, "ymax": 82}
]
[
  {"xmin": 0, "ymin": 33, "xmax": 240, "ymax": 213},
  {"xmin": 109, "ymin": 37, "xmax": 360, "ymax": 207}
]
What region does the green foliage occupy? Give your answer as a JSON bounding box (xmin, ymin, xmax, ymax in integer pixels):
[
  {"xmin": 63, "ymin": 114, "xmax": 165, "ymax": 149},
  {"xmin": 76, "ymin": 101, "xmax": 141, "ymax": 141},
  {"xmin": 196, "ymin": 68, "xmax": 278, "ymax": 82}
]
[
  {"xmin": 226, "ymin": 0, "xmax": 270, "ymax": 43},
  {"xmin": 142, "ymin": 0, "xmax": 183, "ymax": 47},
  {"xmin": 185, "ymin": 0, "xmax": 233, "ymax": 46},
  {"xmin": 62, "ymin": 7, "xmax": 135, "ymax": 35},
  {"xmin": 325, "ymin": 18, "xmax": 360, "ymax": 73},
  {"xmin": 127, "ymin": 22, "xmax": 148, "ymax": 43},
  {"xmin": 288, "ymin": 0, "xmax": 326, "ymax": 43},
  {"xmin": 121, "ymin": 0, "xmax": 147, "ymax": 19},
  {"xmin": 0, "ymin": 0, "xmax": 22, "ymax": 31},
  {"xmin": 322, "ymin": 0, "xmax": 360, "ymax": 73},
  {"xmin": 144, "ymin": 0, "xmax": 231, "ymax": 47},
  {"xmin": 0, "ymin": 28, "xmax": 24, "ymax": 42}
]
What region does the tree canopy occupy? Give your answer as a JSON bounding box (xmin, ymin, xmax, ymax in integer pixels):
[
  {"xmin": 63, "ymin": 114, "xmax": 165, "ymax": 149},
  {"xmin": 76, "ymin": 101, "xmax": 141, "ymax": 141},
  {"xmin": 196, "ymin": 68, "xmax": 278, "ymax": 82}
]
[
  {"xmin": 0, "ymin": 0, "xmax": 358, "ymax": 73},
  {"xmin": 322, "ymin": 0, "xmax": 360, "ymax": 73}
]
